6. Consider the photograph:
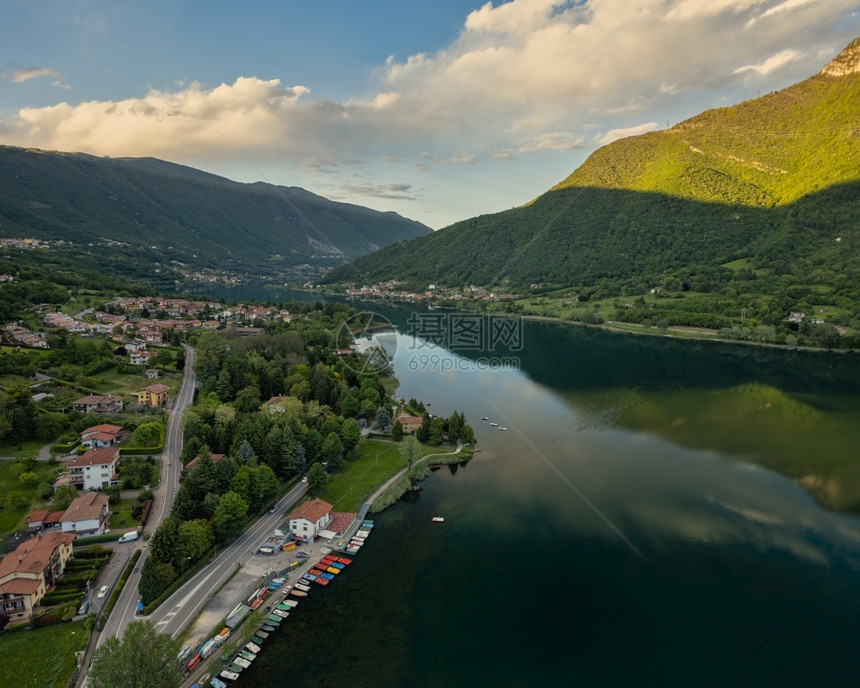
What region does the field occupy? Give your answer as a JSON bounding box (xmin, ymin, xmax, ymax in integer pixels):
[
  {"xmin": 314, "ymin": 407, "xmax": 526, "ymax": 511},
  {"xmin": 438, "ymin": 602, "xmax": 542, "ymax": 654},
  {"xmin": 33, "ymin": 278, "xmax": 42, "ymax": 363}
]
[
  {"xmin": 0, "ymin": 458, "xmax": 61, "ymax": 534},
  {"xmin": 0, "ymin": 619, "xmax": 91, "ymax": 688},
  {"xmin": 320, "ymin": 438, "xmax": 452, "ymax": 512}
]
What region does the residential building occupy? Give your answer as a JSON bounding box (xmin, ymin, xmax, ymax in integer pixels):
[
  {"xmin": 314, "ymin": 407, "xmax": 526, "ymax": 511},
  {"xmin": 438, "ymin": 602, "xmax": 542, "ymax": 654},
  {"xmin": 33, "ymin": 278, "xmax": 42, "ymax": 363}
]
[
  {"xmin": 26, "ymin": 509, "xmax": 65, "ymax": 532},
  {"xmin": 395, "ymin": 415, "xmax": 424, "ymax": 433},
  {"xmin": 68, "ymin": 447, "xmax": 120, "ymax": 490},
  {"xmin": 0, "ymin": 531, "xmax": 76, "ymax": 620},
  {"xmin": 72, "ymin": 394, "xmax": 124, "ymax": 414},
  {"xmin": 287, "ymin": 498, "xmax": 333, "ymax": 542},
  {"xmin": 144, "ymin": 368, "xmax": 160, "ymax": 379},
  {"xmin": 60, "ymin": 493, "xmax": 110, "ymax": 538},
  {"xmin": 80, "ymin": 423, "xmax": 122, "ymax": 449},
  {"xmin": 129, "ymin": 350, "xmax": 153, "ymax": 366},
  {"xmin": 136, "ymin": 383, "xmax": 169, "ymax": 406}
]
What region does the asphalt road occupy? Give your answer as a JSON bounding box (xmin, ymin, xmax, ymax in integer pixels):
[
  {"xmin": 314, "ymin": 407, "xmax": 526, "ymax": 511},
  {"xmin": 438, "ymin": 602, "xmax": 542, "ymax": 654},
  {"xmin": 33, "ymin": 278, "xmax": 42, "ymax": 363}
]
[
  {"xmin": 94, "ymin": 343, "xmax": 197, "ymax": 648},
  {"xmin": 148, "ymin": 479, "xmax": 308, "ymax": 639}
]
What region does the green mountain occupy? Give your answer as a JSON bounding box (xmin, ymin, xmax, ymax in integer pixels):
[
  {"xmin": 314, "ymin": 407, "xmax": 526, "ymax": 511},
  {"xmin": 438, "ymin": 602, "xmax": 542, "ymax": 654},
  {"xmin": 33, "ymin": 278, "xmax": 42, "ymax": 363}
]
[
  {"xmin": 328, "ymin": 39, "xmax": 860, "ymax": 301},
  {"xmin": 0, "ymin": 147, "xmax": 430, "ymax": 273}
]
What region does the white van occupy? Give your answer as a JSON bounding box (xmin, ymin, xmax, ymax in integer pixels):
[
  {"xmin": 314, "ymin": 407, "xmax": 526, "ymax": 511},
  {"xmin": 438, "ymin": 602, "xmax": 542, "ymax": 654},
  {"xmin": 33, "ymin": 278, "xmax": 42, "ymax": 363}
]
[{"xmin": 118, "ymin": 531, "xmax": 139, "ymax": 543}]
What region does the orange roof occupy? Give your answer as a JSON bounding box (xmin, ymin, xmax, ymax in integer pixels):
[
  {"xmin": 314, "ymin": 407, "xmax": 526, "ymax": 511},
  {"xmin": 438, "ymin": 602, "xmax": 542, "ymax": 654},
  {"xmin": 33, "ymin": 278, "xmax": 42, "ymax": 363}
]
[
  {"xmin": 140, "ymin": 383, "xmax": 169, "ymax": 394},
  {"xmin": 0, "ymin": 578, "xmax": 42, "ymax": 596},
  {"xmin": 0, "ymin": 531, "xmax": 76, "ymax": 578},
  {"xmin": 61, "ymin": 492, "xmax": 108, "ymax": 523},
  {"xmin": 288, "ymin": 498, "xmax": 332, "ymax": 524},
  {"xmin": 81, "ymin": 424, "xmax": 122, "ymax": 436},
  {"xmin": 70, "ymin": 447, "xmax": 119, "ymax": 467},
  {"xmin": 27, "ymin": 509, "xmax": 50, "ymax": 523}
]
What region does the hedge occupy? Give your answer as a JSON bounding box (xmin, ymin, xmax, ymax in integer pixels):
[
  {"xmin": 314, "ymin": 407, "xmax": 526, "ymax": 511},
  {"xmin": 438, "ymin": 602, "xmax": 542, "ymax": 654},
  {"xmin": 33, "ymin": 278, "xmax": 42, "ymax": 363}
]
[
  {"xmin": 51, "ymin": 442, "xmax": 79, "ymax": 454},
  {"xmin": 73, "ymin": 532, "xmax": 123, "ymax": 546},
  {"xmin": 120, "ymin": 444, "xmax": 163, "ymax": 456}
]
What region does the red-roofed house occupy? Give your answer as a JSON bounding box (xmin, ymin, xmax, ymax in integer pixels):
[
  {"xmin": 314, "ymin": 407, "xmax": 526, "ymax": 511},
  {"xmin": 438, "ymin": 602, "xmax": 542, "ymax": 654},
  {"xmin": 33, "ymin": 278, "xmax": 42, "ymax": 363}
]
[
  {"xmin": 136, "ymin": 383, "xmax": 169, "ymax": 406},
  {"xmin": 287, "ymin": 498, "xmax": 333, "ymax": 542},
  {"xmin": 80, "ymin": 423, "xmax": 122, "ymax": 449},
  {"xmin": 185, "ymin": 453, "xmax": 225, "ymax": 470},
  {"xmin": 68, "ymin": 447, "xmax": 120, "ymax": 490},
  {"xmin": 60, "ymin": 492, "xmax": 110, "ymax": 538},
  {"xmin": 0, "ymin": 531, "xmax": 76, "ymax": 620},
  {"xmin": 395, "ymin": 415, "xmax": 424, "ymax": 433},
  {"xmin": 26, "ymin": 509, "xmax": 65, "ymax": 532}
]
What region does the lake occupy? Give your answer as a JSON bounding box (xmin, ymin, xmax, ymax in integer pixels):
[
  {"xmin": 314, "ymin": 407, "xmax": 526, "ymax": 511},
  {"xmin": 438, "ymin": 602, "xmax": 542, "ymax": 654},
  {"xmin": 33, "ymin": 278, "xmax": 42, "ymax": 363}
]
[{"xmin": 213, "ymin": 295, "xmax": 860, "ymax": 687}]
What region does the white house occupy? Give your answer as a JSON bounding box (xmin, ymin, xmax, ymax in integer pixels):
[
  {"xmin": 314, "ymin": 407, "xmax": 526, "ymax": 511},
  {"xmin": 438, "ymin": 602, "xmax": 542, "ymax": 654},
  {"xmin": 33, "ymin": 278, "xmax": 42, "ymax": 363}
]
[
  {"xmin": 68, "ymin": 447, "xmax": 120, "ymax": 490},
  {"xmin": 80, "ymin": 423, "xmax": 122, "ymax": 449},
  {"xmin": 129, "ymin": 350, "xmax": 153, "ymax": 366},
  {"xmin": 60, "ymin": 492, "xmax": 110, "ymax": 538},
  {"xmin": 287, "ymin": 498, "xmax": 333, "ymax": 542}
]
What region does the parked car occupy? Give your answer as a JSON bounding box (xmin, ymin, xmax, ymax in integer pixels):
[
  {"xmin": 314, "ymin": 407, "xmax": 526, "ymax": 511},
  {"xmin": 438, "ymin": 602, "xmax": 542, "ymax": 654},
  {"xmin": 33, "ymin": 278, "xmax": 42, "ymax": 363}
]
[
  {"xmin": 97, "ymin": 585, "xmax": 109, "ymax": 599},
  {"xmin": 296, "ymin": 551, "xmax": 309, "ymax": 559},
  {"xmin": 301, "ymin": 476, "xmax": 308, "ymax": 483},
  {"xmin": 77, "ymin": 599, "xmax": 90, "ymax": 615}
]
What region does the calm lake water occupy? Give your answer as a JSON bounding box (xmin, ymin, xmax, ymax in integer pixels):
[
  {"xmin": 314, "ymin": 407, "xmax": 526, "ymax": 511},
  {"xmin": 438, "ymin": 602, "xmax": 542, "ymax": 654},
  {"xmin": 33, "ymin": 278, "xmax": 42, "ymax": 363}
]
[{"xmin": 207, "ymin": 292, "xmax": 860, "ymax": 687}]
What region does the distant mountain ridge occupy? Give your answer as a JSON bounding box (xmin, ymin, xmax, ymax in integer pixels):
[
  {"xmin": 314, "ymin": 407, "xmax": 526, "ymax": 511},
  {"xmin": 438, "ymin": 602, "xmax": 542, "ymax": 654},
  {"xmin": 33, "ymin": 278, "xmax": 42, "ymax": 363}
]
[
  {"xmin": 329, "ymin": 38, "xmax": 859, "ymax": 297},
  {"xmin": 0, "ymin": 147, "xmax": 430, "ymax": 273}
]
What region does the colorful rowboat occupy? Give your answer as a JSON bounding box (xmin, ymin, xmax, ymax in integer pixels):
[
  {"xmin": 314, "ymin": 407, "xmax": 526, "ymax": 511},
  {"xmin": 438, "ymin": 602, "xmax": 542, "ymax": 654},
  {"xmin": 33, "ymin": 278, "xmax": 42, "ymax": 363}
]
[
  {"xmin": 272, "ymin": 609, "xmax": 289, "ymax": 618},
  {"xmin": 282, "ymin": 599, "xmax": 298, "ymax": 608},
  {"xmin": 220, "ymin": 670, "xmax": 240, "ymax": 681},
  {"xmin": 260, "ymin": 624, "xmax": 276, "ymax": 632},
  {"xmin": 314, "ymin": 577, "xmax": 330, "ymax": 586},
  {"xmin": 290, "ymin": 589, "xmax": 308, "ymax": 598},
  {"xmin": 234, "ymin": 657, "xmax": 252, "ymax": 669}
]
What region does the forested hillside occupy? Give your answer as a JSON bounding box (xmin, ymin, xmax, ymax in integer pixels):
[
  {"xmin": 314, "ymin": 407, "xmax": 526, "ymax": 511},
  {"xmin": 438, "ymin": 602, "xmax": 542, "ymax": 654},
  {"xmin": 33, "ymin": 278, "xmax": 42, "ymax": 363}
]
[
  {"xmin": 328, "ymin": 40, "xmax": 860, "ymax": 312},
  {"xmin": 0, "ymin": 147, "xmax": 430, "ymax": 273}
]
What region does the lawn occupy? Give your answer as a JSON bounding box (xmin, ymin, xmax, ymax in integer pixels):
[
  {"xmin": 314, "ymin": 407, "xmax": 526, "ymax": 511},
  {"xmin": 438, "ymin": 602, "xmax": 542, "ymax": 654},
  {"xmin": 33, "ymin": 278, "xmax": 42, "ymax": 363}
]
[
  {"xmin": 109, "ymin": 497, "xmax": 143, "ymax": 530},
  {"xmin": 0, "ymin": 618, "xmax": 91, "ymax": 688},
  {"xmin": 320, "ymin": 439, "xmax": 451, "ymax": 512},
  {"xmin": 0, "ymin": 457, "xmax": 60, "ymax": 534}
]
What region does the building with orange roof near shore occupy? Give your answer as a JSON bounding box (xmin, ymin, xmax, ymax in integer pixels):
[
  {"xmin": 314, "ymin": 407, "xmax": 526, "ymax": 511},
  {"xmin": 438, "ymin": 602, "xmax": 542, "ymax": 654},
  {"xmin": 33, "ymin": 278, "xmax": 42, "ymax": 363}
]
[{"xmin": 287, "ymin": 498, "xmax": 333, "ymax": 542}]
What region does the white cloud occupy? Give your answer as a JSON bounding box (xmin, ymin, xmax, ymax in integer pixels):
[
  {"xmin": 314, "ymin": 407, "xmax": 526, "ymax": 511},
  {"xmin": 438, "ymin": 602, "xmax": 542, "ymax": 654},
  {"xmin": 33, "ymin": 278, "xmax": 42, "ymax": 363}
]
[
  {"xmin": 594, "ymin": 122, "xmax": 660, "ymax": 146},
  {"xmin": 732, "ymin": 49, "xmax": 804, "ymax": 76},
  {"xmin": 0, "ymin": 0, "xmax": 856, "ymax": 225},
  {"xmin": 4, "ymin": 66, "xmax": 60, "ymax": 83}
]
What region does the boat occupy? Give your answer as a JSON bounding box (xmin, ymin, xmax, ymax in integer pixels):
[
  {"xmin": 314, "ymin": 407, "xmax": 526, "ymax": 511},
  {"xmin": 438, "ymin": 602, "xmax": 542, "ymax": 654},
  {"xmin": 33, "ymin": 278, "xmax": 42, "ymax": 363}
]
[
  {"xmin": 432, "ymin": 516, "xmax": 445, "ymax": 522},
  {"xmin": 245, "ymin": 642, "xmax": 261, "ymax": 654},
  {"xmin": 290, "ymin": 589, "xmax": 308, "ymax": 598},
  {"xmin": 276, "ymin": 603, "xmax": 292, "ymax": 611},
  {"xmin": 210, "ymin": 678, "xmax": 228, "ymax": 688},
  {"xmin": 326, "ymin": 566, "xmax": 340, "ymax": 575},
  {"xmin": 260, "ymin": 624, "xmax": 276, "ymax": 632},
  {"xmin": 251, "ymin": 635, "xmax": 265, "ymax": 645},
  {"xmin": 489, "ymin": 422, "xmax": 498, "ymax": 426},
  {"xmin": 337, "ymin": 557, "xmax": 352, "ymax": 565},
  {"xmin": 314, "ymin": 577, "xmax": 330, "ymax": 586},
  {"xmin": 272, "ymin": 609, "xmax": 289, "ymax": 618},
  {"xmin": 481, "ymin": 416, "xmax": 489, "ymax": 420},
  {"xmin": 234, "ymin": 657, "xmax": 252, "ymax": 669},
  {"xmin": 256, "ymin": 629, "xmax": 272, "ymax": 639},
  {"xmin": 227, "ymin": 662, "xmax": 245, "ymax": 673},
  {"xmin": 240, "ymin": 650, "xmax": 257, "ymax": 661},
  {"xmin": 281, "ymin": 599, "xmax": 298, "ymax": 608},
  {"xmin": 499, "ymin": 427, "xmax": 507, "ymax": 431},
  {"xmin": 295, "ymin": 583, "xmax": 311, "ymax": 592},
  {"xmin": 220, "ymin": 670, "xmax": 240, "ymax": 682},
  {"xmin": 265, "ymin": 615, "xmax": 281, "ymax": 625}
]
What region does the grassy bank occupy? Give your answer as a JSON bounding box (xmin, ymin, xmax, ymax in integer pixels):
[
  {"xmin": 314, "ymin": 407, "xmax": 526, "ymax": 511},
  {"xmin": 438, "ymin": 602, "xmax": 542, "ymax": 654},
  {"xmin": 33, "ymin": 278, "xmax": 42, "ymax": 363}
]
[{"xmin": 0, "ymin": 618, "xmax": 91, "ymax": 688}]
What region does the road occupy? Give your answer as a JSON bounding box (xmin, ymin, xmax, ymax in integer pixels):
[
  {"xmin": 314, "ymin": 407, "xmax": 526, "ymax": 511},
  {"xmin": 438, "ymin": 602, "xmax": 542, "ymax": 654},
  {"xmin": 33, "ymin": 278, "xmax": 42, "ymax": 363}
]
[
  {"xmin": 148, "ymin": 479, "xmax": 307, "ymax": 639},
  {"xmin": 93, "ymin": 343, "xmax": 197, "ymax": 648}
]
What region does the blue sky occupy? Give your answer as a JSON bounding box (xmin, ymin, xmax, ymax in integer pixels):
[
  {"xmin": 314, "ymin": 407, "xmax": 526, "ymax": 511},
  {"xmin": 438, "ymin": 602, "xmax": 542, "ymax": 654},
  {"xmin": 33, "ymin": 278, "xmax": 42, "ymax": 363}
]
[{"xmin": 1, "ymin": 0, "xmax": 858, "ymax": 228}]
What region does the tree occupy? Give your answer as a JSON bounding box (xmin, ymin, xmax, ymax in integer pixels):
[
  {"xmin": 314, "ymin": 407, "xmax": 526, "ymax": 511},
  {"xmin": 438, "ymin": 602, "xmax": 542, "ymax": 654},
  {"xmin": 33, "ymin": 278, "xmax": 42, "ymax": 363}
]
[
  {"xmin": 340, "ymin": 418, "xmax": 361, "ymax": 453},
  {"xmin": 178, "ymin": 519, "xmax": 214, "ymax": 561},
  {"xmin": 213, "ymin": 491, "xmax": 248, "ymax": 543},
  {"xmin": 391, "ymin": 420, "xmax": 404, "ymax": 442},
  {"xmin": 52, "ymin": 484, "xmax": 79, "ymax": 510},
  {"xmin": 399, "ymin": 436, "xmax": 422, "ymax": 467},
  {"xmin": 89, "ymin": 620, "xmax": 182, "ymax": 688},
  {"xmin": 427, "ymin": 417, "xmax": 445, "ymax": 446},
  {"xmin": 376, "ymin": 406, "xmax": 391, "ymax": 429},
  {"xmin": 251, "ymin": 464, "xmax": 280, "ymax": 512},
  {"xmin": 150, "ymin": 349, "xmax": 174, "ymax": 369},
  {"xmin": 321, "ymin": 432, "xmax": 344, "ymax": 472},
  {"xmin": 133, "ymin": 422, "xmax": 162, "ymax": 447},
  {"xmin": 307, "ymin": 463, "xmax": 327, "ymax": 495}
]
